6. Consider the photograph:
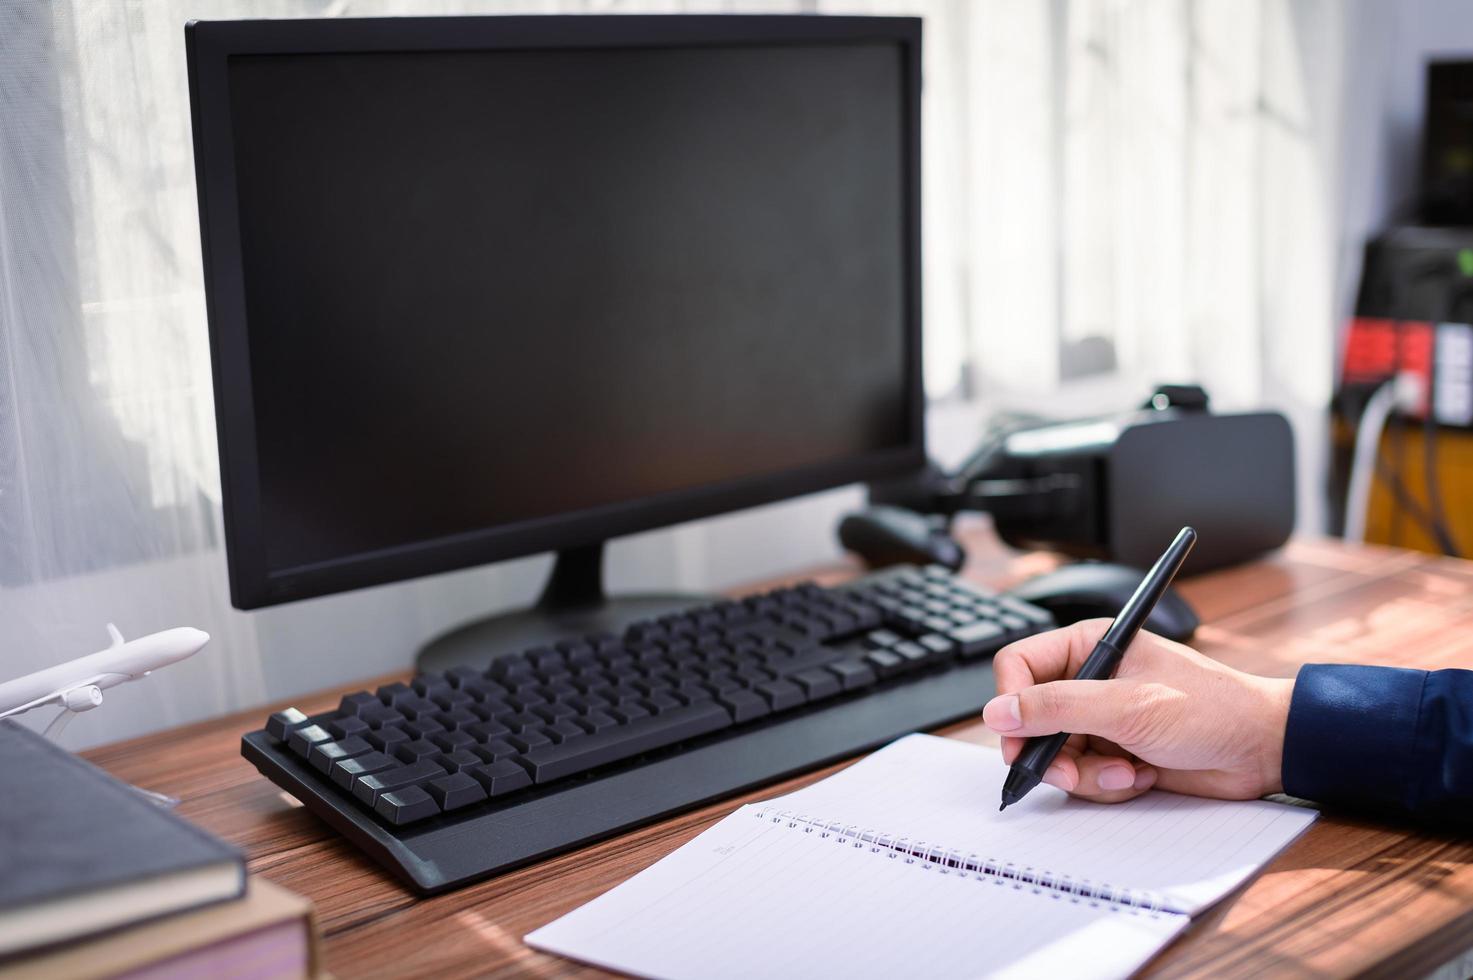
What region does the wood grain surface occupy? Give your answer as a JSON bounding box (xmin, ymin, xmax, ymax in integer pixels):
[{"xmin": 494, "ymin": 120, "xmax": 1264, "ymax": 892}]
[{"xmin": 83, "ymin": 524, "xmax": 1473, "ymax": 979}]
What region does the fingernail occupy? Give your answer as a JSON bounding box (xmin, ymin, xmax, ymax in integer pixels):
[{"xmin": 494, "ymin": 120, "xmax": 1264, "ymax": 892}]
[
  {"xmin": 1098, "ymin": 765, "xmax": 1134, "ymax": 791},
  {"xmin": 984, "ymin": 694, "xmax": 1022, "ymax": 732},
  {"xmin": 1042, "ymin": 764, "xmax": 1069, "ymax": 790},
  {"xmin": 1133, "ymin": 766, "xmax": 1157, "ymax": 791}
]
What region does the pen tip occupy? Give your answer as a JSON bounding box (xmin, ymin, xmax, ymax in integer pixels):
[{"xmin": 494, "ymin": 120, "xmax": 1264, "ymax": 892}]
[{"xmin": 998, "ymin": 802, "xmax": 1007, "ymax": 812}]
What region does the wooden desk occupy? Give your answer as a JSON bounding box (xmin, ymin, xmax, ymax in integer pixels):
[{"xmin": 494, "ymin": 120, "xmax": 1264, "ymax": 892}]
[{"xmin": 84, "ymin": 528, "xmax": 1473, "ymax": 978}]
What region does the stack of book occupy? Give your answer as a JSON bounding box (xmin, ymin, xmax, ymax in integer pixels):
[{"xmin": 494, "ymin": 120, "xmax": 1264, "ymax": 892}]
[{"xmin": 0, "ymin": 721, "xmax": 321, "ymax": 979}]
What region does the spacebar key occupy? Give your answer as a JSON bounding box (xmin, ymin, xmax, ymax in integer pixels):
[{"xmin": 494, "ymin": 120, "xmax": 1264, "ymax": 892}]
[{"xmin": 521, "ymin": 702, "xmax": 734, "ymax": 783}]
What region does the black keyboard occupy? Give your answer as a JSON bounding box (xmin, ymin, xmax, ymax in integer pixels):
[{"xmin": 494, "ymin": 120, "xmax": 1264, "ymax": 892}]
[{"xmin": 242, "ymin": 565, "xmax": 1053, "ymax": 893}]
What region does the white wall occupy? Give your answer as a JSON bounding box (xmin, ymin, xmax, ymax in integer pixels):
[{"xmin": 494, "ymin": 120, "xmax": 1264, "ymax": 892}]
[{"xmin": 1335, "ymin": 0, "xmax": 1473, "ymax": 348}]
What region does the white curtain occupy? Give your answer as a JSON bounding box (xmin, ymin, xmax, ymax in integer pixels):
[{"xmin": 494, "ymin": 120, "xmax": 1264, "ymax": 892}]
[{"xmin": 1, "ymin": 0, "xmax": 1350, "ymax": 747}]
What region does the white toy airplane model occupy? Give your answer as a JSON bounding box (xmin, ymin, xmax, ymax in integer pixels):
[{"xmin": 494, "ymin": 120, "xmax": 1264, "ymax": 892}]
[{"xmin": 0, "ymin": 625, "xmax": 210, "ymax": 738}]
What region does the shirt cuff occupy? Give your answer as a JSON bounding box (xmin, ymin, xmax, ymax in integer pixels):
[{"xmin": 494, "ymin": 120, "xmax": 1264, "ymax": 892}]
[{"xmin": 1281, "ymin": 663, "xmax": 1427, "ymax": 813}]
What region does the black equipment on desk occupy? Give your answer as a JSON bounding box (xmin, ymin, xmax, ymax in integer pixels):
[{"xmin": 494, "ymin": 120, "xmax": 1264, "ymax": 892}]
[
  {"xmin": 185, "ymin": 14, "xmax": 977, "ymax": 892},
  {"xmin": 247, "ymin": 566, "xmax": 1054, "ymax": 892},
  {"xmin": 859, "ymin": 391, "xmax": 1296, "ymax": 576},
  {"xmin": 186, "ymin": 14, "xmax": 924, "ymax": 663}
]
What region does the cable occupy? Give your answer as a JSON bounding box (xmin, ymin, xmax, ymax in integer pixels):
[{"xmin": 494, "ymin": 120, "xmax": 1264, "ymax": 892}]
[
  {"xmin": 1345, "ymin": 379, "xmax": 1403, "ymax": 543},
  {"xmin": 1420, "ymin": 283, "xmax": 1472, "ymax": 558},
  {"xmin": 1344, "ymin": 373, "xmax": 1460, "ymax": 553}
]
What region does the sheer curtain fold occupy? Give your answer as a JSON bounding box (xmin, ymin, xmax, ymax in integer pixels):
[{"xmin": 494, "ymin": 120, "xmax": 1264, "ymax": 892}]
[{"xmin": 2, "ymin": 0, "xmax": 1345, "ymax": 748}]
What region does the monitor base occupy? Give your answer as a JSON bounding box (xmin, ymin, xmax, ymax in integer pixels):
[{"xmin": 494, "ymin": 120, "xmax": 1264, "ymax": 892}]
[{"xmin": 416, "ymin": 542, "xmax": 715, "ymax": 674}]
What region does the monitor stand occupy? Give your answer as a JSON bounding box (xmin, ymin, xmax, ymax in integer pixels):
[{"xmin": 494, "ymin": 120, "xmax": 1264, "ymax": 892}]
[{"xmin": 415, "ymin": 542, "xmax": 716, "ymax": 674}]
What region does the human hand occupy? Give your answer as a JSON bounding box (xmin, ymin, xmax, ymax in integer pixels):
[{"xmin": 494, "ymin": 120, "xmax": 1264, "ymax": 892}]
[{"xmin": 982, "ymin": 619, "xmax": 1294, "ymax": 803}]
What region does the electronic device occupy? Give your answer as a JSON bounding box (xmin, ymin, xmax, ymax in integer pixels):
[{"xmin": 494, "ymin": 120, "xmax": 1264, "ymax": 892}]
[
  {"xmin": 1007, "ymin": 563, "xmax": 1198, "ymax": 642},
  {"xmin": 1421, "ymin": 60, "xmax": 1473, "ymax": 227},
  {"xmin": 1334, "ymin": 225, "xmax": 1473, "ymax": 555},
  {"xmin": 186, "ymin": 14, "xmax": 924, "ymax": 670},
  {"xmin": 0, "ymin": 626, "xmax": 209, "ymax": 738},
  {"xmin": 247, "ymin": 566, "xmax": 1054, "ymax": 892},
  {"xmin": 837, "ymin": 505, "xmax": 964, "ymax": 572},
  {"xmin": 864, "ymin": 396, "xmax": 1296, "ymax": 576},
  {"xmin": 183, "ymin": 14, "xmax": 977, "ymax": 890}
]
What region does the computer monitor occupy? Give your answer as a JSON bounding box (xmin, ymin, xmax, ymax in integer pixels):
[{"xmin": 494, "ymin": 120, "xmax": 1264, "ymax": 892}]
[{"xmin": 186, "ymin": 14, "xmax": 923, "ymax": 670}]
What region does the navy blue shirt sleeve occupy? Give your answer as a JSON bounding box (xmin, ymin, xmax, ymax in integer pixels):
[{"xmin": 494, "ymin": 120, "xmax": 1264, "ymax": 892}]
[{"xmin": 1282, "ymin": 663, "xmax": 1473, "ymax": 825}]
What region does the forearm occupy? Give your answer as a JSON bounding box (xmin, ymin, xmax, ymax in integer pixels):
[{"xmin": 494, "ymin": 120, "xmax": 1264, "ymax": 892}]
[{"xmin": 1282, "ymin": 664, "xmax": 1473, "ymax": 825}]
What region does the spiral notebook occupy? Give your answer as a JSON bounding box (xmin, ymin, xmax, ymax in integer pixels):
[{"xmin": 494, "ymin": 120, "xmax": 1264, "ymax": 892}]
[{"xmin": 526, "ymin": 734, "xmax": 1317, "ymax": 980}]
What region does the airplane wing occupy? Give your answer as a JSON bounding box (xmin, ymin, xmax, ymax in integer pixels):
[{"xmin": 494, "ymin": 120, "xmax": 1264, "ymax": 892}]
[{"xmin": 0, "ymin": 673, "xmax": 120, "ymax": 720}]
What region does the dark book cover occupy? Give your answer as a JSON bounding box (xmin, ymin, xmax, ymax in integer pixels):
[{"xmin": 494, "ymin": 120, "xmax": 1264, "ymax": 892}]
[{"xmin": 0, "ymin": 720, "xmax": 244, "ymax": 956}]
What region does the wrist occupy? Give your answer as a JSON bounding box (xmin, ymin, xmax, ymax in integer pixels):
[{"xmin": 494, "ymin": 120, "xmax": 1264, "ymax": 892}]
[{"xmin": 1252, "ymin": 676, "xmax": 1295, "ymax": 795}]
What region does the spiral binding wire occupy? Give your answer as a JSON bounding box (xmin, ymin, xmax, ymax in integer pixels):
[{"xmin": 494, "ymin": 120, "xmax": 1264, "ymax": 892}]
[{"xmin": 751, "ymin": 808, "xmax": 1170, "ymax": 915}]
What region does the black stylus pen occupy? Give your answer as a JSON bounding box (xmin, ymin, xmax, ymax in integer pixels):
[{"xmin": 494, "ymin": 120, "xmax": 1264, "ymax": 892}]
[{"xmin": 998, "ymin": 526, "xmax": 1198, "ymax": 811}]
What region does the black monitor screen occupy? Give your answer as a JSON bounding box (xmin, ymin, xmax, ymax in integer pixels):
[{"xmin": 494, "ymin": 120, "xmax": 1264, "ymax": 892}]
[{"xmin": 215, "ymin": 30, "xmax": 915, "ymax": 587}]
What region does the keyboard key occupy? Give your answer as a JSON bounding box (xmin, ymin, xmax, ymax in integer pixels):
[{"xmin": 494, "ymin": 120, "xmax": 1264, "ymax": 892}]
[
  {"xmin": 508, "ymin": 730, "xmax": 552, "ymax": 753},
  {"xmin": 466, "ymin": 720, "xmax": 511, "ymax": 743},
  {"xmin": 791, "ymin": 668, "xmax": 841, "ymax": 701},
  {"xmin": 864, "ymin": 648, "xmax": 905, "ymax": 679},
  {"xmin": 402, "ymin": 717, "xmax": 446, "ymax": 740},
  {"xmin": 437, "ymin": 749, "xmax": 483, "ymax": 773},
  {"xmin": 533, "ymin": 702, "xmax": 580, "ymax": 724},
  {"xmin": 997, "ymin": 595, "xmax": 1054, "ymax": 627},
  {"xmin": 673, "ymin": 680, "xmax": 715, "ymax": 705},
  {"xmin": 998, "ymin": 613, "xmax": 1029, "ymax": 633},
  {"xmin": 578, "ymin": 710, "xmax": 619, "ymax": 733},
  {"xmin": 642, "ymin": 692, "xmax": 683, "ymax": 714},
  {"xmin": 521, "ymin": 702, "xmax": 734, "ymax": 783},
  {"xmin": 545, "ymin": 720, "xmax": 586, "ymax": 744},
  {"xmin": 330, "ymin": 750, "xmax": 396, "ymax": 789},
  {"xmin": 431, "ymin": 730, "xmax": 476, "ymax": 753},
  {"xmin": 412, "ymin": 673, "xmax": 454, "ymax": 701},
  {"xmin": 891, "ymin": 641, "xmax": 930, "ymax": 668},
  {"xmin": 376, "ymin": 682, "xmax": 414, "ymax": 706},
  {"xmin": 309, "ymin": 736, "xmax": 372, "ymax": 774},
  {"xmin": 395, "ymin": 739, "xmax": 443, "ymax": 764},
  {"xmin": 950, "ymin": 619, "xmax": 1007, "ymax": 658},
  {"xmin": 609, "ymin": 702, "xmax": 651, "ymax": 723},
  {"xmin": 474, "ymin": 738, "xmax": 520, "ymax": 762},
  {"xmin": 265, "ymin": 707, "xmax": 310, "ymax": 741},
  {"xmin": 754, "ymin": 679, "xmax": 805, "ymax": 711},
  {"xmin": 361, "ymin": 705, "xmax": 406, "ymax": 730},
  {"xmin": 328, "ymin": 715, "xmax": 371, "ymax": 740},
  {"xmin": 770, "ymin": 647, "xmax": 841, "ymax": 677},
  {"xmin": 336, "ymin": 693, "xmax": 380, "ymax": 718},
  {"xmin": 426, "ymin": 772, "xmax": 488, "ymax": 811},
  {"xmin": 826, "ymin": 660, "xmax": 878, "ymax": 691},
  {"xmin": 918, "ymin": 634, "xmax": 957, "ymax": 659},
  {"xmin": 395, "ymin": 696, "xmax": 440, "ymax": 720},
  {"xmin": 367, "ymin": 725, "xmax": 410, "ymax": 753},
  {"xmin": 287, "ymin": 724, "xmax": 334, "ymax": 758},
  {"xmin": 375, "ymin": 785, "xmax": 440, "ymax": 825},
  {"xmin": 467, "ymin": 759, "xmax": 533, "ymax": 797},
  {"xmin": 438, "ymin": 708, "xmax": 480, "ymax": 731},
  {"xmin": 703, "ymin": 672, "xmax": 745, "ymax": 696},
  {"xmin": 461, "ymin": 677, "xmax": 510, "ymax": 703},
  {"xmin": 352, "ymin": 760, "xmax": 445, "ymax": 806},
  {"xmin": 718, "ymin": 689, "xmax": 771, "ymax": 723}
]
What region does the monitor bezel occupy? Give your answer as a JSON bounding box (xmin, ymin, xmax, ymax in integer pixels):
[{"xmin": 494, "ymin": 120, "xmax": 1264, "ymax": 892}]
[{"xmin": 186, "ymin": 14, "xmax": 925, "ymax": 609}]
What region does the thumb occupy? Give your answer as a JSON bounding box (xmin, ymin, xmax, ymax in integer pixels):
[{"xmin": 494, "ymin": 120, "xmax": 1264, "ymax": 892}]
[{"xmin": 983, "ymin": 679, "xmax": 1131, "ymax": 741}]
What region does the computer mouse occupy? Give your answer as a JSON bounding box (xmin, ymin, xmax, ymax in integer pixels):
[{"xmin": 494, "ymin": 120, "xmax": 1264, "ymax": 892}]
[
  {"xmin": 837, "ymin": 505, "xmax": 965, "ymax": 572},
  {"xmin": 1006, "ymin": 562, "xmax": 1200, "ymax": 642}
]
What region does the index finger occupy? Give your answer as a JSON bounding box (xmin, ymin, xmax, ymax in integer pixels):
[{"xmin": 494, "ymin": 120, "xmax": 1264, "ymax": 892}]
[{"xmin": 992, "ymin": 618, "xmax": 1112, "ymax": 695}]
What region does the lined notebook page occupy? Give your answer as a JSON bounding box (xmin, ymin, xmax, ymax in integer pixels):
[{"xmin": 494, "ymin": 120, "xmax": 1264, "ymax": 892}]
[
  {"xmin": 766, "ymin": 734, "xmax": 1317, "ymax": 914},
  {"xmin": 526, "ymin": 804, "xmax": 1187, "ymax": 980}
]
